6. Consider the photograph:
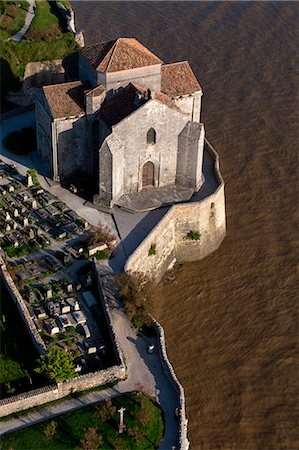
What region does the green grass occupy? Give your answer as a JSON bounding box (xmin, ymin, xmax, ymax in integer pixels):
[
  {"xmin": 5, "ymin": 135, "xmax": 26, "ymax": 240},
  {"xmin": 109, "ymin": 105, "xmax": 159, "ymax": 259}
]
[
  {"xmin": 1, "ymin": 393, "xmax": 164, "ymax": 449},
  {"xmin": 30, "ymin": 0, "xmax": 59, "ymax": 30},
  {"xmin": 0, "ymin": 285, "xmax": 40, "ymax": 395},
  {"xmin": 0, "ymin": 1, "xmax": 30, "ymax": 41},
  {"xmin": 0, "ymin": 32, "xmax": 78, "ymax": 92},
  {"xmin": 0, "ymin": 354, "xmax": 25, "ymax": 384}
]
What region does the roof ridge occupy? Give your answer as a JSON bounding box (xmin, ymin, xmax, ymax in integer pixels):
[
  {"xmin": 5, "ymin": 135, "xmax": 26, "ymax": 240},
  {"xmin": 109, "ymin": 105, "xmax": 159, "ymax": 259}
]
[
  {"xmin": 43, "ymin": 81, "xmax": 83, "ymax": 90},
  {"xmin": 105, "ymin": 39, "xmax": 119, "ymax": 72},
  {"xmin": 162, "ymin": 60, "xmax": 189, "ymax": 67}
]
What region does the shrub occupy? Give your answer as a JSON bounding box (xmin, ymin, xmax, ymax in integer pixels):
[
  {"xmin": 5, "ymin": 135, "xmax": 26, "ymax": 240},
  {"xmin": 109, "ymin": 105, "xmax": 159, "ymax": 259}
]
[
  {"xmin": 116, "ymin": 273, "xmax": 153, "ymax": 329},
  {"xmin": 27, "ymin": 168, "xmax": 38, "ymax": 185},
  {"xmin": 94, "ymin": 250, "xmax": 109, "ymax": 260},
  {"xmin": 148, "ymin": 243, "xmax": 156, "ymax": 256},
  {"xmin": 43, "ymin": 420, "xmax": 57, "ymax": 440},
  {"xmin": 88, "ymin": 225, "xmax": 116, "ymax": 248},
  {"xmin": 186, "ymin": 230, "xmax": 201, "ymax": 241},
  {"xmin": 80, "ymin": 427, "xmax": 103, "ymax": 450},
  {"xmin": 34, "ymin": 348, "xmax": 77, "ymax": 382}
]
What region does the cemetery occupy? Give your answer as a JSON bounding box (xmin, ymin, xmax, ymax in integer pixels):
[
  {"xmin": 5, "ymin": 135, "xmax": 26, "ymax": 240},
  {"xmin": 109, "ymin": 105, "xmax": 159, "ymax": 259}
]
[{"xmin": 0, "ymin": 160, "xmax": 119, "ymax": 394}]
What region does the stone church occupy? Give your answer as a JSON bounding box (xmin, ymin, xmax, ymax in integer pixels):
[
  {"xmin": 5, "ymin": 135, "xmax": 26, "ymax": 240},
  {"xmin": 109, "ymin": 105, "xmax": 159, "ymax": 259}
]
[{"xmin": 35, "ymin": 38, "xmax": 205, "ymax": 209}]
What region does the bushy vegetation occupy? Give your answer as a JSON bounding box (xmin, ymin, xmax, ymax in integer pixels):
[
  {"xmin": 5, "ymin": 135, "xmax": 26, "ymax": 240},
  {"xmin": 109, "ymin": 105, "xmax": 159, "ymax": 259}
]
[
  {"xmin": 34, "ymin": 348, "xmax": 77, "ymax": 382},
  {"xmin": 2, "ymin": 240, "xmax": 39, "ymax": 258},
  {"xmin": 148, "ymin": 243, "xmax": 156, "ymax": 256},
  {"xmin": 1, "ymin": 392, "xmax": 164, "ymax": 449},
  {"xmin": 3, "ymin": 127, "xmax": 36, "ymax": 155},
  {"xmin": 116, "ymin": 273, "xmax": 153, "ymax": 330},
  {"xmin": 25, "ymin": 0, "xmax": 62, "ymax": 41},
  {"xmin": 0, "ymin": 33, "xmax": 78, "ymax": 93},
  {"xmin": 186, "ymin": 230, "xmax": 201, "ymax": 241},
  {"xmin": 27, "ymin": 168, "xmax": 38, "ymax": 184},
  {"xmin": 0, "ymin": 1, "xmax": 29, "ymax": 40},
  {"xmin": 88, "ymin": 225, "xmax": 116, "ymax": 248}
]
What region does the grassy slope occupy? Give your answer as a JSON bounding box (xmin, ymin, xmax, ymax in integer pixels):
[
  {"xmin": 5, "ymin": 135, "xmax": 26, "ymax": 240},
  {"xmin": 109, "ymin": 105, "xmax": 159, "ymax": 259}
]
[
  {"xmin": 1, "ymin": 393, "xmax": 164, "ymax": 449},
  {"xmin": 30, "ymin": 0, "xmax": 60, "ymax": 30},
  {"xmin": 0, "ymin": 1, "xmax": 78, "ymax": 93},
  {"xmin": 0, "ymin": 1, "xmax": 30, "ymax": 41}
]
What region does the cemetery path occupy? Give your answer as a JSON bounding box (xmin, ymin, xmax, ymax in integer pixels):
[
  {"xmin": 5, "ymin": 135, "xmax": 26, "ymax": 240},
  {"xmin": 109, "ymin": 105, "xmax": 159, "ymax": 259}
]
[{"xmin": 10, "ymin": 0, "xmax": 36, "ymax": 42}]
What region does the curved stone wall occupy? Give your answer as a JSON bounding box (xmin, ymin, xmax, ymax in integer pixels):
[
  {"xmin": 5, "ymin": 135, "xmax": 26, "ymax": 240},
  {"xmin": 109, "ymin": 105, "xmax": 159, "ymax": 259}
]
[
  {"xmin": 152, "ymin": 317, "xmax": 190, "ymax": 450},
  {"xmin": 125, "ymin": 139, "xmax": 226, "ymax": 280}
]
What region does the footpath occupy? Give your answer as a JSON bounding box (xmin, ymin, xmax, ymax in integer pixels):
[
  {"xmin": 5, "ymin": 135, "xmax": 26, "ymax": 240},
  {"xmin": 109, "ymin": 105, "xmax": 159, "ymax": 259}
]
[
  {"xmin": 10, "ymin": 0, "xmax": 36, "ymax": 42},
  {"xmin": 0, "ymin": 109, "xmax": 186, "ymax": 449}
]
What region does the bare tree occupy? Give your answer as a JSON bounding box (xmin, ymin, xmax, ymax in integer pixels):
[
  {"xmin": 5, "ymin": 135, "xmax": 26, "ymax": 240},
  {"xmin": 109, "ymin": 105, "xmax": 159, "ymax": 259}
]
[{"xmin": 80, "ymin": 427, "xmax": 103, "ymax": 450}]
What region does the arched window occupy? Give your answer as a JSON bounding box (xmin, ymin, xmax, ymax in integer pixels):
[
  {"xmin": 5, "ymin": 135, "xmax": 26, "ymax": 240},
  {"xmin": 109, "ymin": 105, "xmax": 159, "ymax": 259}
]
[{"xmin": 147, "ymin": 128, "xmax": 156, "ymax": 145}]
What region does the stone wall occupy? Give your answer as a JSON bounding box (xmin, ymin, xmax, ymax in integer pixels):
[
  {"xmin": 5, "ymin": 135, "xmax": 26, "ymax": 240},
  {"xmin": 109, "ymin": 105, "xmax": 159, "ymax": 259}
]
[
  {"xmin": 105, "ymin": 64, "xmax": 162, "ymax": 93},
  {"xmin": 0, "ymin": 258, "xmax": 126, "ymax": 418},
  {"xmin": 55, "ymin": 115, "xmax": 90, "ymax": 181},
  {"xmin": 125, "ymin": 139, "xmax": 226, "ymax": 280},
  {"xmin": 0, "ymin": 365, "xmax": 126, "ymax": 418},
  {"xmin": 0, "ymin": 257, "xmax": 46, "ymax": 354},
  {"xmin": 152, "ymin": 318, "xmax": 190, "ymax": 450},
  {"xmin": 109, "ymin": 100, "xmax": 189, "ymax": 202},
  {"xmin": 93, "ymin": 261, "xmax": 125, "ymax": 367}
]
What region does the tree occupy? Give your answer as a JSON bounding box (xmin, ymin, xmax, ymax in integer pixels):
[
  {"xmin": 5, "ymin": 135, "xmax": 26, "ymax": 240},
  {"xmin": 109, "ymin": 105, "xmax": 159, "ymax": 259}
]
[
  {"xmin": 116, "ymin": 273, "xmax": 153, "ymax": 329},
  {"xmin": 43, "ymin": 420, "xmax": 57, "ymax": 440},
  {"xmin": 97, "ymin": 398, "xmax": 116, "ymax": 422},
  {"xmin": 88, "ymin": 225, "xmax": 116, "ymax": 248},
  {"xmin": 34, "ymin": 348, "xmax": 77, "ymax": 382},
  {"xmin": 127, "ymin": 426, "xmax": 145, "ymax": 444},
  {"xmin": 80, "ymin": 427, "xmax": 103, "ymax": 450}
]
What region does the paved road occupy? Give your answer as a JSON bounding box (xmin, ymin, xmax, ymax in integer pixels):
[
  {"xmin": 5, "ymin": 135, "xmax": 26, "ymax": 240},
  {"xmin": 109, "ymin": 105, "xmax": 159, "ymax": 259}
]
[{"xmin": 10, "ymin": 0, "xmax": 36, "ymax": 42}]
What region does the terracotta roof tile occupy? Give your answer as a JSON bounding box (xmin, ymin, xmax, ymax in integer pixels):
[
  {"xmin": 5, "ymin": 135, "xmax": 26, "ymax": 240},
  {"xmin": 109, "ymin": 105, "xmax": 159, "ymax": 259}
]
[
  {"xmin": 80, "ymin": 38, "xmax": 163, "ymax": 73},
  {"xmin": 161, "ymin": 61, "xmax": 202, "ymax": 97},
  {"xmin": 43, "ymin": 81, "xmax": 87, "ymax": 119}
]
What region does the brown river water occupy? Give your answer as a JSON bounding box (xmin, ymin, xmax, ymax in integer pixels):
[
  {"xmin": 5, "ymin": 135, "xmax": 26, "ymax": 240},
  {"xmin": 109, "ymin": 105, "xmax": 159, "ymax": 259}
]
[{"xmin": 72, "ymin": 2, "xmax": 298, "ymax": 448}]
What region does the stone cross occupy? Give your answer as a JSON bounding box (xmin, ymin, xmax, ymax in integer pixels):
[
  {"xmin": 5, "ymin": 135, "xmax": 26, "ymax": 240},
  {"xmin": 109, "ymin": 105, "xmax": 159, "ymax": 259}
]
[
  {"xmin": 118, "ymin": 407, "xmax": 126, "ymax": 434},
  {"xmin": 27, "ymin": 174, "xmax": 33, "ymax": 187}
]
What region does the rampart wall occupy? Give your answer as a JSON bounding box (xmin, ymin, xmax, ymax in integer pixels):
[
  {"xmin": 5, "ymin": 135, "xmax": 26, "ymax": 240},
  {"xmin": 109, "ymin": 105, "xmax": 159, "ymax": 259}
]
[
  {"xmin": 152, "ymin": 317, "xmax": 190, "ymax": 450},
  {"xmin": 125, "ymin": 139, "xmax": 226, "ymax": 281},
  {"xmin": 0, "ymin": 257, "xmax": 46, "ymax": 354},
  {"xmin": 0, "ymin": 365, "xmax": 126, "ymax": 419}
]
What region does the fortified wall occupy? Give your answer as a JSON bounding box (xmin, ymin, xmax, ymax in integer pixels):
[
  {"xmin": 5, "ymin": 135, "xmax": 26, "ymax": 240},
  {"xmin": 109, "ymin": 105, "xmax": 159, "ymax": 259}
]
[{"xmin": 125, "ymin": 139, "xmax": 226, "ymax": 280}]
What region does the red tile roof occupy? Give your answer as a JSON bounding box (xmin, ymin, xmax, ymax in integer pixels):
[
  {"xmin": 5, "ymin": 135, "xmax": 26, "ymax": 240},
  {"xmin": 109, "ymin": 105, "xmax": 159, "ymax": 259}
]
[
  {"xmin": 80, "ymin": 38, "xmax": 163, "ymax": 73},
  {"xmin": 161, "ymin": 61, "xmax": 202, "ymax": 97},
  {"xmin": 43, "ymin": 81, "xmax": 87, "ymax": 119}
]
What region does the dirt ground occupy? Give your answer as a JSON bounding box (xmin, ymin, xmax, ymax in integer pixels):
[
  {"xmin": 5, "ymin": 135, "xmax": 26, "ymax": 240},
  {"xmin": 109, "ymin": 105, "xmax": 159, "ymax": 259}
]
[{"xmin": 72, "ymin": 2, "xmax": 298, "ymax": 448}]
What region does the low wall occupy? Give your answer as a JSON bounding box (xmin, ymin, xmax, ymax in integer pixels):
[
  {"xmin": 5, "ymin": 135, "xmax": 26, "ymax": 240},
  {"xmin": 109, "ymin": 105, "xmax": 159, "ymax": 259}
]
[
  {"xmin": 125, "ymin": 139, "xmax": 226, "ymax": 280},
  {"xmin": 152, "ymin": 318, "xmax": 190, "ymax": 450},
  {"xmin": 0, "ymin": 365, "xmax": 126, "ymax": 418},
  {"xmin": 0, "ymin": 258, "xmax": 126, "ymax": 418},
  {"xmin": 0, "ymin": 257, "xmax": 46, "ymax": 354},
  {"xmin": 93, "ymin": 260, "xmax": 125, "ymax": 367}
]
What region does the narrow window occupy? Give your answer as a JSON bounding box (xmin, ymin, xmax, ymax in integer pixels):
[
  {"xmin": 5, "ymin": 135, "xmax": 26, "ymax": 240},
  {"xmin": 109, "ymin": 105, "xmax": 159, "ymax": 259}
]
[{"xmin": 147, "ymin": 128, "xmax": 156, "ymax": 145}]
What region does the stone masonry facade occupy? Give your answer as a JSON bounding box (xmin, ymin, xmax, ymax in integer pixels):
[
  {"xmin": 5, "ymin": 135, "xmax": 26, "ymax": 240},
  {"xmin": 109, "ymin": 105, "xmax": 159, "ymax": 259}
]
[{"xmin": 35, "ymin": 38, "xmax": 205, "ymax": 208}]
